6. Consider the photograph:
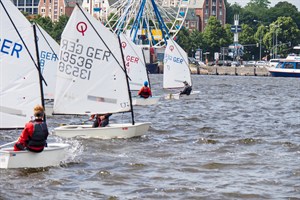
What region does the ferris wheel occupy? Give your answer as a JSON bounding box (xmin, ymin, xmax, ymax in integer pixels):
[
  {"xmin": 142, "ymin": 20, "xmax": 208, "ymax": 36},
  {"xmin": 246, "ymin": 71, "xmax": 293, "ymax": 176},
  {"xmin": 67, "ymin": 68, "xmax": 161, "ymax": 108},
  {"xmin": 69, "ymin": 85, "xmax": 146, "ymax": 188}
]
[{"xmin": 105, "ymin": 0, "xmax": 190, "ymax": 47}]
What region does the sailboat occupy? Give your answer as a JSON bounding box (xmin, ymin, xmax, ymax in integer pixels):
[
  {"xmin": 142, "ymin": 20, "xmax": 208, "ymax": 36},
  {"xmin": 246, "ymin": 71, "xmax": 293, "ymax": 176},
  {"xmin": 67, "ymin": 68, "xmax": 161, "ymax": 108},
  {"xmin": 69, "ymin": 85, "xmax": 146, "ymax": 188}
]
[
  {"xmin": 163, "ymin": 38, "xmax": 200, "ymax": 100},
  {"xmin": 119, "ymin": 33, "xmax": 160, "ymax": 106},
  {"xmin": 52, "ymin": 4, "xmax": 151, "ymax": 139},
  {"xmin": 0, "ymin": 0, "xmax": 69, "ymax": 169}
]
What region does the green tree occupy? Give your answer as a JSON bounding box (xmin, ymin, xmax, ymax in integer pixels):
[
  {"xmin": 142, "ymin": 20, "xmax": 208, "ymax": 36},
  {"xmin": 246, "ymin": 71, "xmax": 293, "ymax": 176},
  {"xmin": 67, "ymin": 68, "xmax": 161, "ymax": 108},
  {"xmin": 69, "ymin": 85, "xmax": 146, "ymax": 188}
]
[
  {"xmin": 176, "ymin": 27, "xmax": 191, "ymax": 52},
  {"xmin": 267, "ymin": 1, "xmax": 300, "ymax": 28},
  {"xmin": 202, "ymin": 16, "xmax": 227, "ymax": 58},
  {"xmin": 32, "ymin": 15, "xmax": 53, "ymax": 34},
  {"xmin": 225, "ymin": 2, "xmax": 243, "ymax": 24},
  {"xmin": 264, "ymin": 16, "xmax": 300, "ymax": 58},
  {"xmin": 52, "ymin": 15, "xmax": 69, "ymax": 43}
]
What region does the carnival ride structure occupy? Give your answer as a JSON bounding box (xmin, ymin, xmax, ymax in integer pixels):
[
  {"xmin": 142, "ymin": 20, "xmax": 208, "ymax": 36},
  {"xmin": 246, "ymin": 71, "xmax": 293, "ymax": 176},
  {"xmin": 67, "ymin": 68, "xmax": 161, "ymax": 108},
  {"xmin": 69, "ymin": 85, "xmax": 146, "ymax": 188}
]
[{"xmin": 105, "ymin": 0, "xmax": 190, "ymax": 47}]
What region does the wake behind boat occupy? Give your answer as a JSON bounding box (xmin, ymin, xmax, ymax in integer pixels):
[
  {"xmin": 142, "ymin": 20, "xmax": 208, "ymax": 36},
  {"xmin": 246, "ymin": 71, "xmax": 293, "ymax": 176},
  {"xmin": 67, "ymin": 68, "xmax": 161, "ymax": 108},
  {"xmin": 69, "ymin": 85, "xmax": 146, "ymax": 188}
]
[
  {"xmin": 0, "ymin": 143, "xmax": 69, "ymax": 169},
  {"xmin": 52, "ymin": 4, "xmax": 150, "ymax": 139}
]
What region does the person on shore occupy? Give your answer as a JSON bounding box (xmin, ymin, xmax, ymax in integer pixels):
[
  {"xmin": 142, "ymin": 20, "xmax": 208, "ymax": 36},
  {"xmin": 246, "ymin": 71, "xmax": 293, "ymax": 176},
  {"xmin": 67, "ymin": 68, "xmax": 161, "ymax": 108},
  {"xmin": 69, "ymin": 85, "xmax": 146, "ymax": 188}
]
[
  {"xmin": 89, "ymin": 113, "xmax": 112, "ymax": 128},
  {"xmin": 14, "ymin": 105, "xmax": 49, "ymax": 152},
  {"xmin": 180, "ymin": 81, "xmax": 192, "ymax": 96},
  {"xmin": 138, "ymin": 81, "xmax": 152, "ymax": 98}
]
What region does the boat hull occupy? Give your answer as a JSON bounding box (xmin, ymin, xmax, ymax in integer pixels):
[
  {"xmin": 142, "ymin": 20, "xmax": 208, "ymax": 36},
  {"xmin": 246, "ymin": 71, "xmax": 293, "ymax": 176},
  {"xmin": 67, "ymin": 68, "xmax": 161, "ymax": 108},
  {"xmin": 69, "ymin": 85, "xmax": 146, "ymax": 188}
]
[
  {"xmin": 165, "ymin": 91, "xmax": 200, "ymax": 100},
  {"xmin": 53, "ymin": 122, "xmax": 151, "ymax": 139},
  {"xmin": 268, "ymin": 68, "xmax": 300, "ymax": 77},
  {"xmin": 0, "ymin": 143, "xmax": 69, "ymax": 169},
  {"xmin": 132, "ymin": 96, "xmax": 160, "ymax": 106}
]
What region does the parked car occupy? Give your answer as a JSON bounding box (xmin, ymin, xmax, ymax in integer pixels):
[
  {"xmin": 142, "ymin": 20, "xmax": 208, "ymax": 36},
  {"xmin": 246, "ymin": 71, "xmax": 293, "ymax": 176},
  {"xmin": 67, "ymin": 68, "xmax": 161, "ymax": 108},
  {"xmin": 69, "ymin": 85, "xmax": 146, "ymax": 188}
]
[
  {"xmin": 244, "ymin": 60, "xmax": 256, "ymax": 67},
  {"xmin": 231, "ymin": 61, "xmax": 241, "ymax": 67},
  {"xmin": 256, "ymin": 61, "xmax": 268, "ymax": 68},
  {"xmin": 269, "ymin": 59, "xmax": 280, "ymax": 68}
]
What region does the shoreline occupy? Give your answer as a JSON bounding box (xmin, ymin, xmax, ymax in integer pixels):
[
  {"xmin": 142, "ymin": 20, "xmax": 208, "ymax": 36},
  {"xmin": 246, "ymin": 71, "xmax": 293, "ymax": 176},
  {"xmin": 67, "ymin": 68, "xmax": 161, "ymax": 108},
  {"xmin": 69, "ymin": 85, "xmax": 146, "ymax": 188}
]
[{"xmin": 156, "ymin": 65, "xmax": 271, "ymax": 76}]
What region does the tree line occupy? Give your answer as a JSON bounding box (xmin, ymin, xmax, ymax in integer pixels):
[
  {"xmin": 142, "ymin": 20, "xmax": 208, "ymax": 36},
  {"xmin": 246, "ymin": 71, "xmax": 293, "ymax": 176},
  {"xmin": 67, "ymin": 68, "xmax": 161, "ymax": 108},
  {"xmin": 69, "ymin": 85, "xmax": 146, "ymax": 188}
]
[{"xmin": 26, "ymin": 0, "xmax": 300, "ymax": 61}]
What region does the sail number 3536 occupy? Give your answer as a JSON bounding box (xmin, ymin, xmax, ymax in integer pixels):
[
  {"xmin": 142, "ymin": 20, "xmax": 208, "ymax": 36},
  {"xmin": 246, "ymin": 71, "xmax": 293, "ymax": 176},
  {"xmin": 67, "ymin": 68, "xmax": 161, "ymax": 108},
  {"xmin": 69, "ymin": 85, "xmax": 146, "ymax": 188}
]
[{"xmin": 59, "ymin": 50, "xmax": 93, "ymax": 80}]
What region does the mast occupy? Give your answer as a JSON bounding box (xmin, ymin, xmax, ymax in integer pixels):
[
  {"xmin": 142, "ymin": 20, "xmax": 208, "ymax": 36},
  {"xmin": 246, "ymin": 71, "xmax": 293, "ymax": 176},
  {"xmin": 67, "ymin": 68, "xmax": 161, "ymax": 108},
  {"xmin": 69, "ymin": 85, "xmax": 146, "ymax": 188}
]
[
  {"xmin": 33, "ymin": 23, "xmax": 46, "ymax": 122},
  {"xmin": 118, "ymin": 36, "xmax": 135, "ymax": 125}
]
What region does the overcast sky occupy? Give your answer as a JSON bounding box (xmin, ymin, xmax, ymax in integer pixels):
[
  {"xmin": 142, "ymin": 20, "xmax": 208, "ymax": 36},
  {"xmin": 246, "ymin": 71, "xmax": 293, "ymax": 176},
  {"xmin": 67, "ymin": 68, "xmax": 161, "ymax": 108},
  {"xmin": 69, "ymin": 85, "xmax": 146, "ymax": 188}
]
[{"xmin": 227, "ymin": 0, "xmax": 300, "ymax": 10}]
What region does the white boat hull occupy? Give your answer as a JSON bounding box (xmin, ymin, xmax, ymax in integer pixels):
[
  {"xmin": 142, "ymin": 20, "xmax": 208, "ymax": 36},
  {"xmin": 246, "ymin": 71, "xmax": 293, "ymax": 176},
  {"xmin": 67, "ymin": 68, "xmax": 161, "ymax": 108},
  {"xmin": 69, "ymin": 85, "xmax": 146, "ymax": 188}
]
[
  {"xmin": 165, "ymin": 91, "xmax": 200, "ymax": 100},
  {"xmin": 132, "ymin": 96, "xmax": 160, "ymax": 106},
  {"xmin": 268, "ymin": 67, "xmax": 300, "ymax": 77},
  {"xmin": 53, "ymin": 122, "xmax": 151, "ymax": 139},
  {"xmin": 0, "ymin": 143, "xmax": 69, "ymax": 169}
]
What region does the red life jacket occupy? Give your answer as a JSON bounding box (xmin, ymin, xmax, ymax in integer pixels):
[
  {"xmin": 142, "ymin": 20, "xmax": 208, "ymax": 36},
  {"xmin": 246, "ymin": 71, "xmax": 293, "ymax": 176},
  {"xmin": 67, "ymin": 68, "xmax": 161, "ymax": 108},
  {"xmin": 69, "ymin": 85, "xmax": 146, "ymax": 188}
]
[{"xmin": 139, "ymin": 87, "xmax": 151, "ymax": 98}]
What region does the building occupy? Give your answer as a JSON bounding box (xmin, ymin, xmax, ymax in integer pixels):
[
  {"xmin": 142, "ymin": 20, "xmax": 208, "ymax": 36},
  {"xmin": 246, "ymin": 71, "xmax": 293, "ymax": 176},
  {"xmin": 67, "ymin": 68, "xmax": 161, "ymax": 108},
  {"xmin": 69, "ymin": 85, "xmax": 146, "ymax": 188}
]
[
  {"xmin": 38, "ymin": 0, "xmax": 83, "ymax": 21},
  {"xmin": 162, "ymin": 0, "xmax": 226, "ymax": 32},
  {"xmin": 12, "ymin": 0, "xmax": 40, "ymax": 14},
  {"xmin": 81, "ymin": 0, "xmax": 110, "ymax": 21},
  {"xmin": 196, "ymin": 0, "xmax": 226, "ymax": 31}
]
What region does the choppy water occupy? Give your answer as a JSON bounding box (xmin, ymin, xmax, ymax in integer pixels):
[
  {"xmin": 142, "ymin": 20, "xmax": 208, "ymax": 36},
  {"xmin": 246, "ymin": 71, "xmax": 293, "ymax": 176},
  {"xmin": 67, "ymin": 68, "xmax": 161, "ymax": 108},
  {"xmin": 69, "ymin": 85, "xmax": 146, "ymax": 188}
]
[{"xmin": 1, "ymin": 75, "xmax": 300, "ymax": 199}]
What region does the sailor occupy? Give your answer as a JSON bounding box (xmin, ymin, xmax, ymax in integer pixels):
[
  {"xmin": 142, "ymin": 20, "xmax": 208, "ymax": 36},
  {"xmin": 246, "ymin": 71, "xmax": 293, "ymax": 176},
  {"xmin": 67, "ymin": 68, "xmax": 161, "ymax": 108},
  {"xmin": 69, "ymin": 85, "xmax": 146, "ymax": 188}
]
[
  {"xmin": 138, "ymin": 81, "xmax": 152, "ymax": 98},
  {"xmin": 14, "ymin": 105, "xmax": 49, "ymax": 152},
  {"xmin": 89, "ymin": 113, "xmax": 112, "ymax": 128},
  {"xmin": 180, "ymin": 81, "xmax": 192, "ymax": 95}
]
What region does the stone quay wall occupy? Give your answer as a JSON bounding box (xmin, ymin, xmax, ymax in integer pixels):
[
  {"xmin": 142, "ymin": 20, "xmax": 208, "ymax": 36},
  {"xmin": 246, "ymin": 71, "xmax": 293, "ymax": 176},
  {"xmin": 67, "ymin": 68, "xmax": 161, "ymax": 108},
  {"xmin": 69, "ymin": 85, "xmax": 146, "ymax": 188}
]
[{"xmin": 157, "ymin": 65, "xmax": 270, "ymax": 76}]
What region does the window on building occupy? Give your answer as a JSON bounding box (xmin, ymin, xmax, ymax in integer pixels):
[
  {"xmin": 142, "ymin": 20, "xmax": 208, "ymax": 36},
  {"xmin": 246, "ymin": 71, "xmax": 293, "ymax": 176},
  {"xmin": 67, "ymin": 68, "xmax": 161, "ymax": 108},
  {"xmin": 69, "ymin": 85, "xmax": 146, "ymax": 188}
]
[
  {"xmin": 26, "ymin": 8, "xmax": 32, "ymax": 14},
  {"xmin": 33, "ymin": 8, "xmax": 38, "ymax": 14},
  {"xmin": 18, "ymin": 0, "xmax": 25, "ymax": 6},
  {"xmin": 220, "ymin": 10, "xmax": 222, "ymax": 15},
  {"xmin": 34, "ymin": 0, "xmax": 39, "ymax": 6},
  {"xmin": 26, "ymin": 0, "xmax": 32, "ymax": 6},
  {"xmin": 185, "ymin": 21, "xmax": 189, "ymax": 28},
  {"xmin": 190, "ymin": 21, "xmax": 196, "ymax": 28}
]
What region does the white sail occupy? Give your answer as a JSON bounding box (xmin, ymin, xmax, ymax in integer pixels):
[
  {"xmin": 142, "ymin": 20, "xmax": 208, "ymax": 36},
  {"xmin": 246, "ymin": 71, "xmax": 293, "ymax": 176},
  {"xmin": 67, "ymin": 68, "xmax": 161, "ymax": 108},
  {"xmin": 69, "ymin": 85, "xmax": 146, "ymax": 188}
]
[
  {"xmin": 53, "ymin": 5, "xmax": 131, "ymax": 115},
  {"xmin": 0, "ymin": 0, "xmax": 41, "ymax": 129},
  {"xmin": 163, "ymin": 38, "xmax": 191, "ymax": 89},
  {"xmin": 119, "ymin": 33, "xmax": 149, "ymax": 91},
  {"xmin": 36, "ymin": 24, "xmax": 59, "ymax": 100}
]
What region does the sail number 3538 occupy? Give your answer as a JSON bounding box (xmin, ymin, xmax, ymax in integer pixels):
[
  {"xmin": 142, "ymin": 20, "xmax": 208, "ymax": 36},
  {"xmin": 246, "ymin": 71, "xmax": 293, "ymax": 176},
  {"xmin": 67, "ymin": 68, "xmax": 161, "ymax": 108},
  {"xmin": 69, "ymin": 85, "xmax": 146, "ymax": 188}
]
[{"xmin": 59, "ymin": 50, "xmax": 93, "ymax": 80}]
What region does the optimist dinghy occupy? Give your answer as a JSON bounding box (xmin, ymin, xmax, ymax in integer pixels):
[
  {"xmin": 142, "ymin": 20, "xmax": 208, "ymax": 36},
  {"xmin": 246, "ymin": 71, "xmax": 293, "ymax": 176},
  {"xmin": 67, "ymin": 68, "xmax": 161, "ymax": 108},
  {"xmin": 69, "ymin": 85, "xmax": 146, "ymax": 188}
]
[
  {"xmin": 0, "ymin": 0, "xmax": 69, "ymax": 168},
  {"xmin": 163, "ymin": 38, "xmax": 200, "ymax": 100},
  {"xmin": 119, "ymin": 33, "xmax": 159, "ymax": 106},
  {"xmin": 52, "ymin": 4, "xmax": 151, "ymax": 139},
  {"xmin": 0, "ymin": 143, "xmax": 69, "ymax": 169}
]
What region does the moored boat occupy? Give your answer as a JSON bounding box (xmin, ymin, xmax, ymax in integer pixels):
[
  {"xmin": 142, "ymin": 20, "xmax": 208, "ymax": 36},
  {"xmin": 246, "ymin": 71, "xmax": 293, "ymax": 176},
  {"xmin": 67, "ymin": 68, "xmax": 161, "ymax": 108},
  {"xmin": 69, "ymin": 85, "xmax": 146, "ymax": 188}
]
[
  {"xmin": 268, "ymin": 57, "xmax": 300, "ymax": 77},
  {"xmin": 0, "ymin": 143, "xmax": 69, "ymax": 169}
]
